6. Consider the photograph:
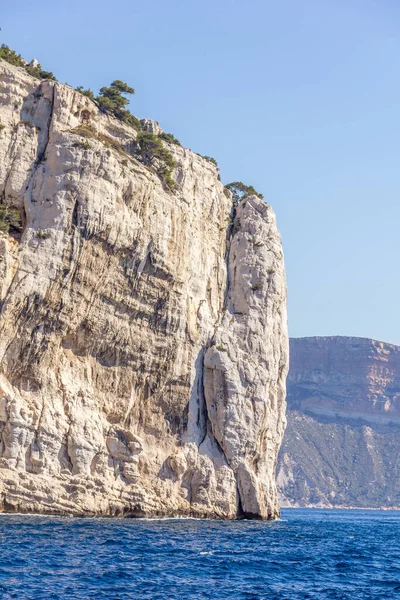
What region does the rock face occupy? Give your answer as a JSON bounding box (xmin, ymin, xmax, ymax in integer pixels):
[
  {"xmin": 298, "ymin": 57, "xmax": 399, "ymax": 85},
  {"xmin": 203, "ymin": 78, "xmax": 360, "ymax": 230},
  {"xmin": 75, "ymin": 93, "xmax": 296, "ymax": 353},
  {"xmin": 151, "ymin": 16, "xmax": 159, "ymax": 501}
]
[
  {"xmin": 278, "ymin": 336, "xmax": 400, "ymax": 508},
  {"xmin": 0, "ymin": 60, "xmax": 288, "ymax": 518}
]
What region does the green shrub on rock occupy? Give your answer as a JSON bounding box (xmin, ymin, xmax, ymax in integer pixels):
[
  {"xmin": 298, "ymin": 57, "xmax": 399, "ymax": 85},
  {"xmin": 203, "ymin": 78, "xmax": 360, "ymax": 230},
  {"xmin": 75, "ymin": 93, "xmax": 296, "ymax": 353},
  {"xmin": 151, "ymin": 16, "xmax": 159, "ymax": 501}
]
[
  {"xmin": 200, "ymin": 155, "xmax": 218, "ymax": 168},
  {"xmin": 159, "ymin": 132, "xmax": 181, "ymax": 146},
  {"xmin": 0, "ymin": 205, "xmax": 23, "ymax": 234},
  {"xmin": 0, "ymin": 44, "xmax": 25, "ymax": 67},
  {"xmin": 96, "ymin": 80, "xmax": 140, "ymax": 129},
  {"xmin": 36, "ymin": 229, "xmax": 51, "ymax": 240},
  {"xmin": 224, "ymin": 181, "xmax": 264, "ymax": 203},
  {"xmin": 25, "ymin": 63, "xmax": 56, "ymax": 81},
  {"xmin": 0, "ymin": 44, "xmax": 56, "ymax": 80},
  {"xmin": 135, "ymin": 132, "xmax": 174, "ymax": 167},
  {"xmin": 135, "ymin": 131, "xmax": 175, "ymax": 189},
  {"xmin": 157, "ymin": 165, "xmax": 175, "ymax": 190},
  {"xmin": 73, "ymin": 140, "xmax": 91, "ymax": 150},
  {"xmin": 75, "ymin": 87, "xmax": 95, "ymax": 101}
]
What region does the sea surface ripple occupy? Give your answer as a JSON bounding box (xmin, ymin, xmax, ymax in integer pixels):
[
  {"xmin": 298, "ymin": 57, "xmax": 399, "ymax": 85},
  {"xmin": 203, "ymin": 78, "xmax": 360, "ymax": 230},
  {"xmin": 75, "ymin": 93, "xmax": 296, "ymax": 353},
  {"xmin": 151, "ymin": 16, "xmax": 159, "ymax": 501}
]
[{"xmin": 0, "ymin": 509, "xmax": 399, "ymax": 599}]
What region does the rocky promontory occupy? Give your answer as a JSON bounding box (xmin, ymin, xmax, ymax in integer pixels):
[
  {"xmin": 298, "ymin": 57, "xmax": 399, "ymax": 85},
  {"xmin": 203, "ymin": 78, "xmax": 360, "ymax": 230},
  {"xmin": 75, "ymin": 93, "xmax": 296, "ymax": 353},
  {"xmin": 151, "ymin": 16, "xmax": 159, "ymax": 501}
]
[{"xmin": 0, "ymin": 59, "xmax": 288, "ymax": 519}]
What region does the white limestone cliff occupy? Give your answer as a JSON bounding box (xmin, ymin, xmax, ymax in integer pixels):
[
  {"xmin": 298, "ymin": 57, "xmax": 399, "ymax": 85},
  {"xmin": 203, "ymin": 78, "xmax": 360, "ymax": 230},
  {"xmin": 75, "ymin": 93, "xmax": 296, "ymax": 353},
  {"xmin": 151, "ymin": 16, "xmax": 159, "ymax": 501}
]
[{"xmin": 0, "ymin": 59, "xmax": 288, "ymax": 518}]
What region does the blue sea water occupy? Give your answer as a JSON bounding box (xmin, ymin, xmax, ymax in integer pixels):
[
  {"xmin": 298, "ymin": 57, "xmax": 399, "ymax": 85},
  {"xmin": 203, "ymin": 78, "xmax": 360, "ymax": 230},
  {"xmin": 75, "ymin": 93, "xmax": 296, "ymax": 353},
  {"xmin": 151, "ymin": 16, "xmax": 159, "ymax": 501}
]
[{"xmin": 0, "ymin": 509, "xmax": 399, "ymax": 599}]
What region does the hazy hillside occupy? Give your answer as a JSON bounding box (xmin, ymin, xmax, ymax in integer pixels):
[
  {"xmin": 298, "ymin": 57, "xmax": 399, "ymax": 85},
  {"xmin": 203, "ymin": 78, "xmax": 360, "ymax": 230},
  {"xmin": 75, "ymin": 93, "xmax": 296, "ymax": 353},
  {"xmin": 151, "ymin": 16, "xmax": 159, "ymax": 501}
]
[{"xmin": 278, "ymin": 336, "xmax": 400, "ymax": 508}]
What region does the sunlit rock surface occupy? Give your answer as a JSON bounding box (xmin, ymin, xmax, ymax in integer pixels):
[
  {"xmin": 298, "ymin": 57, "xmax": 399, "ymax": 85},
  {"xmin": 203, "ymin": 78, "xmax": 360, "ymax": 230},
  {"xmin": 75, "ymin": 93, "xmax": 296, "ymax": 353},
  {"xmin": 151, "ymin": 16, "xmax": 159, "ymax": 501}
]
[{"xmin": 0, "ymin": 60, "xmax": 288, "ymax": 518}]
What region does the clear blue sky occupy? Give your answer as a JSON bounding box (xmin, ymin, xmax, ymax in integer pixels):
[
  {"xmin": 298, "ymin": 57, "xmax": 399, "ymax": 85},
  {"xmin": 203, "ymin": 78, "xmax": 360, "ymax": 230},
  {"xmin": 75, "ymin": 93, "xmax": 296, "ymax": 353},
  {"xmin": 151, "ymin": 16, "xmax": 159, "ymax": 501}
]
[{"xmin": 2, "ymin": 0, "xmax": 400, "ymax": 343}]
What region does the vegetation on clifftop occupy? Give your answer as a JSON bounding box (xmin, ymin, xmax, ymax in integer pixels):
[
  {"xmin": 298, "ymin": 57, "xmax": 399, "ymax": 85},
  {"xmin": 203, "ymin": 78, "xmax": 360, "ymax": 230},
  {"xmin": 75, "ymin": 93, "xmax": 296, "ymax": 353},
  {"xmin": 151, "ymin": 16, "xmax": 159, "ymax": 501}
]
[
  {"xmin": 0, "ymin": 44, "xmax": 24, "ymax": 67},
  {"xmin": 199, "ymin": 155, "xmax": 218, "ymax": 168},
  {"xmin": 1, "ymin": 41, "xmax": 264, "ymax": 201},
  {"xmin": 75, "ymin": 81, "xmax": 140, "ymax": 129},
  {"xmin": 159, "ymin": 132, "xmax": 181, "ymax": 146},
  {"xmin": 75, "ymin": 87, "xmax": 95, "ymax": 102},
  {"xmin": 25, "ymin": 62, "xmax": 56, "ymax": 81},
  {"xmin": 224, "ymin": 182, "xmax": 264, "ymax": 203},
  {"xmin": 0, "ymin": 44, "xmax": 56, "ymax": 80},
  {"xmin": 96, "ymin": 81, "xmax": 141, "ymax": 130},
  {"xmin": 135, "ymin": 132, "xmax": 175, "ymax": 190}
]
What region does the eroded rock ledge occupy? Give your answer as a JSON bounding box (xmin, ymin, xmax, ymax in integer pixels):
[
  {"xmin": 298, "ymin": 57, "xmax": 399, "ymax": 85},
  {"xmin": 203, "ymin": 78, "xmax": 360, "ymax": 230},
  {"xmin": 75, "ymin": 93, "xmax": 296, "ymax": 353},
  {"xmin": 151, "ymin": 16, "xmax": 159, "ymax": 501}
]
[{"xmin": 0, "ymin": 60, "xmax": 288, "ymax": 519}]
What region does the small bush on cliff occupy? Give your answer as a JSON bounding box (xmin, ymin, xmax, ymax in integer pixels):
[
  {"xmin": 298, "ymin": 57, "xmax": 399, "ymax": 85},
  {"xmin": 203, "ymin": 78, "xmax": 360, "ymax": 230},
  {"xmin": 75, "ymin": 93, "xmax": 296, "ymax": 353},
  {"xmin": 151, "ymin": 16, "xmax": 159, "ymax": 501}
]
[
  {"xmin": 224, "ymin": 181, "xmax": 264, "ymax": 203},
  {"xmin": 159, "ymin": 132, "xmax": 181, "ymax": 146},
  {"xmin": 75, "ymin": 81, "xmax": 140, "ymax": 130},
  {"xmin": 75, "ymin": 86, "xmax": 95, "ymax": 101},
  {"xmin": 71, "ymin": 125, "xmax": 127, "ymax": 156},
  {"xmin": 0, "ymin": 205, "xmax": 23, "ymax": 235},
  {"xmin": 135, "ymin": 132, "xmax": 174, "ymax": 167},
  {"xmin": 0, "ymin": 44, "xmax": 25, "ymax": 67},
  {"xmin": 96, "ymin": 80, "xmax": 140, "ymax": 130},
  {"xmin": 200, "ymin": 155, "xmax": 218, "ymax": 168},
  {"xmin": 36, "ymin": 229, "xmax": 51, "ymax": 239},
  {"xmin": 0, "ymin": 44, "xmax": 56, "ymax": 80},
  {"xmin": 0, "ymin": 44, "xmax": 23, "ymax": 66},
  {"xmin": 73, "ymin": 140, "xmax": 91, "ymax": 150},
  {"xmin": 157, "ymin": 165, "xmax": 175, "ymax": 190},
  {"xmin": 135, "ymin": 131, "xmax": 175, "ymax": 189},
  {"xmin": 71, "ymin": 124, "xmax": 96, "ymax": 139},
  {"xmin": 25, "ymin": 63, "xmax": 56, "ymax": 81}
]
